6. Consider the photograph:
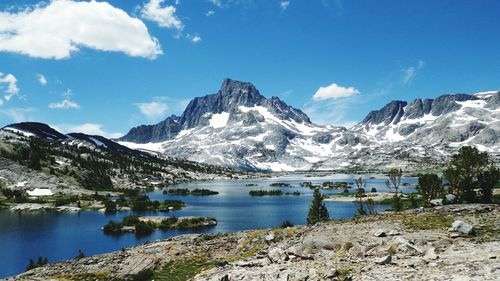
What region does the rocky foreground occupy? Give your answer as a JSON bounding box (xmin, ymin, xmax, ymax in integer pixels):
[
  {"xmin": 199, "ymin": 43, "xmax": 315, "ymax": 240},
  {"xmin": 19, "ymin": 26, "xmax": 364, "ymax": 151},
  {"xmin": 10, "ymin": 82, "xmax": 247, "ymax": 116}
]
[{"xmin": 6, "ymin": 204, "xmax": 500, "ymax": 281}]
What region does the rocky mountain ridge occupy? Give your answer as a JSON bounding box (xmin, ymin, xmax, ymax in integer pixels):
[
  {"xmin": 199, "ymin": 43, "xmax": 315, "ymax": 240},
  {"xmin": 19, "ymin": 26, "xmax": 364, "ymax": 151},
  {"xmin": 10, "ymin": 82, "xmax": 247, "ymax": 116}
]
[{"xmin": 117, "ymin": 79, "xmax": 500, "ymax": 172}]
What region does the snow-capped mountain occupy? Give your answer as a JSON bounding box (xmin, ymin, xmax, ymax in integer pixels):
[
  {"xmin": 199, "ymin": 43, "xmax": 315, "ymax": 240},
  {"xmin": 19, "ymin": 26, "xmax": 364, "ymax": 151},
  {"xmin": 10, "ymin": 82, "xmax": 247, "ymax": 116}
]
[{"xmin": 118, "ymin": 79, "xmax": 499, "ymax": 172}]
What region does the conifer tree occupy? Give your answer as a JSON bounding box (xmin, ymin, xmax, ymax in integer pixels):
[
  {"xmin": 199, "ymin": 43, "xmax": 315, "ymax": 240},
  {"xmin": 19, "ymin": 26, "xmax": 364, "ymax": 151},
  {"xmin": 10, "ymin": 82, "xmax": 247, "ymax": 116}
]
[{"xmin": 307, "ymin": 188, "xmax": 329, "ymax": 225}]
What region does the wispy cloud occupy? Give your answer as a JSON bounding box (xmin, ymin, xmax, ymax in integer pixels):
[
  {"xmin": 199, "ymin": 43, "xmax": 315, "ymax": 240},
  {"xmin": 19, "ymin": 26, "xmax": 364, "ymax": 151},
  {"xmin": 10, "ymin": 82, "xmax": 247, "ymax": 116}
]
[
  {"xmin": 208, "ymin": 0, "xmax": 223, "ymax": 8},
  {"xmin": 36, "ymin": 74, "xmax": 47, "ymax": 86},
  {"xmin": 53, "ymin": 123, "xmax": 122, "ymax": 138},
  {"xmin": 206, "ymin": 10, "xmax": 215, "ymax": 16},
  {"xmin": 280, "ymin": 1, "xmax": 290, "ymax": 11},
  {"xmin": 136, "ymin": 101, "xmax": 168, "ymax": 119},
  {"xmin": 0, "ymin": 0, "xmax": 162, "ymax": 59},
  {"xmin": 0, "ymin": 107, "xmax": 35, "ymax": 122},
  {"xmin": 0, "ymin": 72, "xmax": 19, "ymax": 104},
  {"xmin": 402, "ymin": 60, "xmax": 425, "ymax": 86},
  {"xmin": 140, "ymin": 0, "xmax": 184, "ymax": 31},
  {"xmin": 312, "ymin": 82, "xmax": 360, "ymax": 101},
  {"xmin": 48, "ymin": 89, "xmax": 80, "ymax": 110},
  {"xmin": 303, "ymin": 97, "xmax": 360, "ymax": 127}
]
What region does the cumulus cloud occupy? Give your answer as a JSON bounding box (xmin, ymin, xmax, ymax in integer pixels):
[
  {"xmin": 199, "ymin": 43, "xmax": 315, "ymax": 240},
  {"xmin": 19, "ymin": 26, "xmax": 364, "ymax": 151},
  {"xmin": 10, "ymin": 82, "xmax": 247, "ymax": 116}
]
[
  {"xmin": 141, "ymin": 0, "xmax": 184, "ymax": 31},
  {"xmin": 36, "ymin": 74, "xmax": 47, "ymax": 86},
  {"xmin": 53, "ymin": 123, "xmax": 122, "ymax": 138},
  {"xmin": 136, "ymin": 101, "xmax": 168, "ymax": 119},
  {"xmin": 0, "ymin": 0, "xmax": 162, "ymax": 59},
  {"xmin": 402, "ymin": 60, "xmax": 425, "ymax": 85},
  {"xmin": 48, "ymin": 99, "xmax": 80, "ymax": 109},
  {"xmin": 0, "ymin": 72, "xmax": 19, "ymax": 103},
  {"xmin": 280, "ymin": 1, "xmax": 290, "ymax": 10},
  {"xmin": 48, "ymin": 89, "xmax": 80, "ymax": 110},
  {"xmin": 191, "ymin": 35, "xmax": 202, "ymax": 43},
  {"xmin": 312, "ymin": 82, "xmax": 360, "ymax": 101}
]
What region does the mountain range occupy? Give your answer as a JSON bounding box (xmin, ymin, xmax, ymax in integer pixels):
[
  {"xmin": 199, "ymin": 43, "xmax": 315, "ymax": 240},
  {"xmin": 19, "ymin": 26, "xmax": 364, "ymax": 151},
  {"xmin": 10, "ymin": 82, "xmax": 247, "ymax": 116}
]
[
  {"xmin": 1, "ymin": 79, "xmax": 498, "ymax": 172},
  {"xmin": 113, "ymin": 78, "xmax": 499, "ymax": 172}
]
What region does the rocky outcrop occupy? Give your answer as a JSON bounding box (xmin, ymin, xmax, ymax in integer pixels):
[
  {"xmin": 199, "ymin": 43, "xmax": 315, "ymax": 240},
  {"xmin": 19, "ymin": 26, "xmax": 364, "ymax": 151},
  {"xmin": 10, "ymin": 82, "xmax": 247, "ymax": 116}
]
[{"xmin": 7, "ymin": 204, "xmax": 499, "ymax": 281}]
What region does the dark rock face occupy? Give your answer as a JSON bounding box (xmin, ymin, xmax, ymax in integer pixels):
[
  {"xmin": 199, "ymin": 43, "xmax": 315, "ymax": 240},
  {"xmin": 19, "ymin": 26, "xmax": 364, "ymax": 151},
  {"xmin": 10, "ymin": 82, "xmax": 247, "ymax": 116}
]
[
  {"xmin": 118, "ymin": 116, "xmax": 181, "ymax": 143},
  {"xmin": 361, "ymin": 101, "xmax": 407, "ymax": 126},
  {"xmin": 430, "ymin": 94, "xmax": 477, "ymax": 116},
  {"xmin": 359, "ymin": 93, "xmax": 479, "ymax": 127},
  {"xmin": 179, "ymin": 79, "xmax": 266, "ymax": 129},
  {"xmin": 118, "ymin": 79, "xmax": 311, "ymax": 143},
  {"xmin": 404, "ymin": 99, "xmax": 433, "ymax": 119},
  {"xmin": 3, "ymin": 122, "xmax": 68, "ymax": 140}
]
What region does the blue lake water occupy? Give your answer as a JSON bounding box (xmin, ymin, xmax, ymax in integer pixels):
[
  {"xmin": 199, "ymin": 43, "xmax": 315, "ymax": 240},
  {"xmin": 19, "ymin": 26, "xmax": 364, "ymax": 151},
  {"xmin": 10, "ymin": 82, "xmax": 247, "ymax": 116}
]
[{"xmin": 0, "ymin": 174, "xmax": 417, "ymax": 278}]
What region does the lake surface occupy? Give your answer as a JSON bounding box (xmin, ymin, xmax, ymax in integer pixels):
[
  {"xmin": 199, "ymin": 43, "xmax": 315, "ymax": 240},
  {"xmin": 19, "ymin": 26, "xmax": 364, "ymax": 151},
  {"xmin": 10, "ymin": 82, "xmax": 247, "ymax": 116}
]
[{"xmin": 0, "ymin": 174, "xmax": 417, "ymax": 278}]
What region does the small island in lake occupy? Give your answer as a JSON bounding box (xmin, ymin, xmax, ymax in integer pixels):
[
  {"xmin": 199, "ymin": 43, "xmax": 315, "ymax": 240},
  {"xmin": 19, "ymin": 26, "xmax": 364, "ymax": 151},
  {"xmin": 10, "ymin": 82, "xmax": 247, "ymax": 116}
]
[
  {"xmin": 103, "ymin": 215, "xmax": 217, "ymax": 235},
  {"xmin": 249, "ymin": 189, "xmax": 300, "ymax": 196},
  {"xmin": 163, "ymin": 188, "xmax": 219, "ymax": 196}
]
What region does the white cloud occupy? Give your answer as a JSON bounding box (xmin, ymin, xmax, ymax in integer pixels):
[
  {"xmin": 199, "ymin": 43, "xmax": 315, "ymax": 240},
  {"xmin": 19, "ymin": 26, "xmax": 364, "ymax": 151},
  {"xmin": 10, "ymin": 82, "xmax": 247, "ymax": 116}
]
[
  {"xmin": 191, "ymin": 35, "xmax": 202, "ymax": 43},
  {"xmin": 206, "ymin": 10, "xmax": 215, "ymax": 16},
  {"xmin": 36, "ymin": 74, "xmax": 47, "ymax": 86},
  {"xmin": 141, "ymin": 0, "xmax": 184, "ymax": 31},
  {"xmin": 303, "ymin": 97, "xmax": 359, "ymax": 127},
  {"xmin": 312, "ymin": 82, "xmax": 360, "ymax": 101},
  {"xmin": 48, "ymin": 89, "xmax": 80, "ymax": 109},
  {"xmin": 0, "ymin": 72, "xmax": 19, "ymax": 103},
  {"xmin": 0, "ymin": 0, "xmax": 162, "ymax": 59},
  {"xmin": 208, "ymin": 0, "xmax": 223, "ymax": 7},
  {"xmin": 402, "ymin": 60, "xmax": 425, "ymax": 85},
  {"xmin": 136, "ymin": 101, "xmax": 168, "ymax": 119},
  {"xmin": 0, "ymin": 107, "xmax": 35, "ymax": 122},
  {"xmin": 48, "ymin": 99, "xmax": 80, "ymax": 109},
  {"xmin": 53, "ymin": 123, "xmax": 122, "ymax": 138},
  {"xmin": 280, "ymin": 1, "xmax": 290, "ymax": 10}
]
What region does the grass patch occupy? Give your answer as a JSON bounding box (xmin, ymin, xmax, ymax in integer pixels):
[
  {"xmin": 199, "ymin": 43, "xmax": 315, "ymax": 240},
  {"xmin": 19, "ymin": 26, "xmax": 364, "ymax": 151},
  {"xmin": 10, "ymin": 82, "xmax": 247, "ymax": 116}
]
[
  {"xmin": 403, "ymin": 213, "xmax": 454, "ymax": 230},
  {"xmin": 153, "ymin": 258, "xmax": 215, "ymax": 281}
]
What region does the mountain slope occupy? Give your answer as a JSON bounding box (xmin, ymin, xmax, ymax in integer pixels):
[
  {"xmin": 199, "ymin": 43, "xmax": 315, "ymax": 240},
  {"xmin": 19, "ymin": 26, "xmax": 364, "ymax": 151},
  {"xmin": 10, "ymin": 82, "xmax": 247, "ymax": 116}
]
[
  {"xmin": 118, "ymin": 80, "xmax": 499, "ymax": 172},
  {"xmin": 0, "ymin": 122, "xmax": 243, "ymax": 194}
]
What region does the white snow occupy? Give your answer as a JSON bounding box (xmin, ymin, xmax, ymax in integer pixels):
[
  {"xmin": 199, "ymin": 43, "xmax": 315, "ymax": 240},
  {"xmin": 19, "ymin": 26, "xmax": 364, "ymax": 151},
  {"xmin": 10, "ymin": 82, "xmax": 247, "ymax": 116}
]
[
  {"xmin": 474, "ymin": 90, "xmax": 499, "ymax": 98},
  {"xmin": 118, "ymin": 141, "xmax": 164, "ymax": 152},
  {"xmin": 239, "ymin": 105, "xmax": 327, "ymax": 136},
  {"xmin": 304, "ymin": 156, "xmax": 321, "ymax": 163},
  {"xmin": 209, "ymin": 112, "xmax": 230, "ymax": 128},
  {"xmin": 4, "ymin": 127, "xmax": 35, "ymax": 137},
  {"xmin": 89, "ymin": 137, "xmax": 107, "ymax": 148},
  {"xmin": 384, "ymin": 126, "xmax": 405, "ymax": 142},
  {"xmin": 264, "ymin": 144, "xmax": 275, "ymax": 150},
  {"xmin": 15, "ymin": 181, "xmax": 27, "ymax": 187},
  {"xmin": 456, "ymin": 99, "xmax": 487, "ymax": 108},
  {"xmin": 27, "ymin": 188, "xmax": 53, "ymax": 196}
]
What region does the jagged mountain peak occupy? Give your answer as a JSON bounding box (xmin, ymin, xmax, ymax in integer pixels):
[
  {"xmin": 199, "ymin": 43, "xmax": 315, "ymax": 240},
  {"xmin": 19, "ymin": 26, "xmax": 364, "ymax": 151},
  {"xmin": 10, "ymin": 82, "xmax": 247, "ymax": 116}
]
[{"xmin": 119, "ymin": 78, "xmax": 312, "ymax": 143}]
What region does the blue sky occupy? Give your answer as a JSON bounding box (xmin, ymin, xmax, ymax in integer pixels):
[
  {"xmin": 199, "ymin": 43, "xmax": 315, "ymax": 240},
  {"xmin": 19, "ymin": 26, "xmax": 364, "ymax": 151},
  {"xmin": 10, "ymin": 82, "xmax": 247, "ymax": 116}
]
[{"xmin": 0, "ymin": 0, "xmax": 499, "ymax": 137}]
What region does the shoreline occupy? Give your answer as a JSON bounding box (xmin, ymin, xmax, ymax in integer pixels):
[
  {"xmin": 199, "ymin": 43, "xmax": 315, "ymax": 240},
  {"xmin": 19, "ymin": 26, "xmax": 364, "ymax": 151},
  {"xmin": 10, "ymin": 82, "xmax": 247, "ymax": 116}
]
[{"xmin": 6, "ymin": 204, "xmax": 499, "ymax": 280}]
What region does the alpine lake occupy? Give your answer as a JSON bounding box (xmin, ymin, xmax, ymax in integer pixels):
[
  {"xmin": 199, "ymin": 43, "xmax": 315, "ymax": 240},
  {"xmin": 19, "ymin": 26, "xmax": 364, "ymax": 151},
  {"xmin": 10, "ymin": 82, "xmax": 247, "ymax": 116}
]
[{"xmin": 0, "ymin": 174, "xmax": 417, "ymax": 278}]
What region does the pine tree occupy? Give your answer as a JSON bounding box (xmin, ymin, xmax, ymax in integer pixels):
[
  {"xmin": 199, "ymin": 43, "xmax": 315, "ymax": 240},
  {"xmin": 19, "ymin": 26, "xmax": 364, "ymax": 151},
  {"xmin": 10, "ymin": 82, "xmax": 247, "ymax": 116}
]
[{"xmin": 307, "ymin": 188, "xmax": 329, "ymax": 225}]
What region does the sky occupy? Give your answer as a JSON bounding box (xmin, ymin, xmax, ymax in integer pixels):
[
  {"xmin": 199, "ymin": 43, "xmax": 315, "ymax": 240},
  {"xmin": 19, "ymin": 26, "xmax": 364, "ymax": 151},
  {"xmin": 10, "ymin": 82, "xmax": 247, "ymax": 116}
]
[{"xmin": 0, "ymin": 0, "xmax": 499, "ymax": 137}]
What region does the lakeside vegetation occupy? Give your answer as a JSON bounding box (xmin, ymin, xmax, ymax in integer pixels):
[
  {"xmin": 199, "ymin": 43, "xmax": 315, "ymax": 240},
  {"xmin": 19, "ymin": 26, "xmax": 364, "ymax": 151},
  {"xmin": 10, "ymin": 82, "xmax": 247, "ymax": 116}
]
[
  {"xmin": 103, "ymin": 215, "xmax": 217, "ymax": 235},
  {"xmin": 163, "ymin": 188, "xmax": 219, "ymax": 196},
  {"xmin": 248, "ymin": 189, "xmax": 301, "ymax": 196}
]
